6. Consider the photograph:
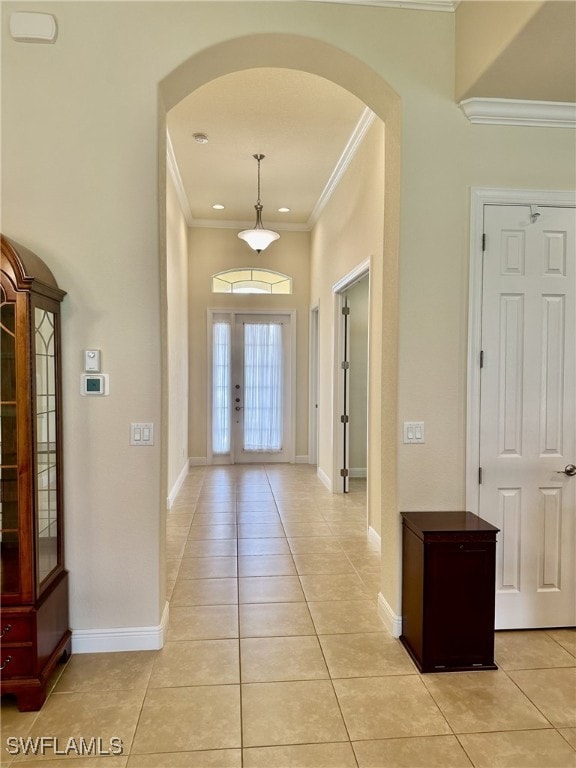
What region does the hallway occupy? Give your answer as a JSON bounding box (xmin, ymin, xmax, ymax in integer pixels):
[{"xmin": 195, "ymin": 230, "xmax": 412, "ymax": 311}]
[{"xmin": 2, "ymin": 465, "xmax": 575, "ymax": 767}]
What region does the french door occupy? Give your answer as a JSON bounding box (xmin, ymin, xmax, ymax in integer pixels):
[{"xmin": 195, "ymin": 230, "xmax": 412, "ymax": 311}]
[{"xmin": 210, "ymin": 311, "xmax": 294, "ymax": 464}]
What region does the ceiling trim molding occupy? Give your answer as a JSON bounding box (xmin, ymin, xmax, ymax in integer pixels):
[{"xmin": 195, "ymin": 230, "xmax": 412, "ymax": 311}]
[
  {"xmin": 307, "ymin": 0, "xmax": 459, "ymax": 10},
  {"xmin": 191, "ymin": 218, "xmax": 310, "ymax": 233},
  {"xmin": 308, "ymin": 107, "xmax": 376, "ymax": 229},
  {"xmin": 166, "ymin": 131, "xmax": 194, "ymax": 226},
  {"xmin": 459, "ymin": 98, "xmax": 576, "ymax": 129}
]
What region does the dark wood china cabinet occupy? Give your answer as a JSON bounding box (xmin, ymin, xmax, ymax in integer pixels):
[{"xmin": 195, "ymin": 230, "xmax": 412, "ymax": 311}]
[{"xmin": 1, "ymin": 235, "xmax": 70, "ymax": 711}]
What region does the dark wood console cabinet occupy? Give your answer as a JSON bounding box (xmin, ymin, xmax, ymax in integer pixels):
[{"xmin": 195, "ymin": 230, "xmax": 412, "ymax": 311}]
[
  {"xmin": 400, "ymin": 511, "xmax": 499, "ymax": 673},
  {"xmin": 1, "ymin": 235, "xmax": 71, "ymax": 710}
]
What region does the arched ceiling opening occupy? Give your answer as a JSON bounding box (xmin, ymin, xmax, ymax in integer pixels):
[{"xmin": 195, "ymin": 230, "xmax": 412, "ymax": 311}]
[
  {"xmin": 167, "ymin": 67, "xmax": 372, "ymax": 231},
  {"xmin": 160, "ymin": 34, "xmax": 400, "ymax": 240}
]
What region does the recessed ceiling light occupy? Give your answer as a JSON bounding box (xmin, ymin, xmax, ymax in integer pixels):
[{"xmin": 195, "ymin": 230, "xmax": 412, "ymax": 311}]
[
  {"xmin": 193, "ymin": 133, "xmax": 209, "ymax": 144},
  {"xmin": 278, "ymin": 207, "xmax": 291, "ymax": 213},
  {"xmin": 212, "ymin": 204, "xmax": 225, "ymax": 210}
]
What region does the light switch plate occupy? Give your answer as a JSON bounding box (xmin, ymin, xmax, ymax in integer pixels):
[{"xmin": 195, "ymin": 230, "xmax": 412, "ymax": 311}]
[
  {"xmin": 130, "ymin": 422, "xmax": 154, "ymax": 446},
  {"xmin": 403, "ymin": 421, "xmax": 425, "ymax": 444}
]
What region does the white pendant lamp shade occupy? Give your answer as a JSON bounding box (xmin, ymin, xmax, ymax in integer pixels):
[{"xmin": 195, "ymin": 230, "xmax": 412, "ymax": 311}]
[
  {"xmin": 238, "ymin": 224, "xmax": 280, "ymax": 252},
  {"xmin": 238, "ymin": 154, "xmax": 280, "ymax": 254}
]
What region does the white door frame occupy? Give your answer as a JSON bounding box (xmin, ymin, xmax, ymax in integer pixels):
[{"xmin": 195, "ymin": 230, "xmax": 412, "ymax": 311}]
[
  {"xmin": 207, "ymin": 308, "xmax": 297, "ymax": 465},
  {"xmin": 466, "ymin": 187, "xmax": 576, "ymax": 513},
  {"xmin": 309, "ymin": 304, "xmax": 319, "ymax": 466},
  {"xmin": 332, "ymin": 259, "xmax": 371, "ymax": 494}
]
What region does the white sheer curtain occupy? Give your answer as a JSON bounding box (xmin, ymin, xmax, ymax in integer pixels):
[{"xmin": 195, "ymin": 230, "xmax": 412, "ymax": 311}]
[
  {"xmin": 212, "ymin": 322, "xmax": 231, "ymax": 454},
  {"xmin": 243, "ymin": 322, "xmax": 283, "ymax": 452}
]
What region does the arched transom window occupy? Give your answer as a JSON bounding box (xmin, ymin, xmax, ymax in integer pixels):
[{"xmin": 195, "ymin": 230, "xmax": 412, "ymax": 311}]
[{"xmin": 212, "ymin": 269, "xmax": 292, "ymax": 295}]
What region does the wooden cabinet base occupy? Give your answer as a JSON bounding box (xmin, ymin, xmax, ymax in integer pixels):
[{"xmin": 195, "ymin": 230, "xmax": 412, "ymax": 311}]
[
  {"xmin": 1, "ymin": 571, "xmax": 71, "ymax": 711},
  {"xmin": 1, "ymin": 631, "xmax": 71, "ymax": 711},
  {"xmin": 400, "ymin": 635, "xmax": 497, "ymax": 674}
]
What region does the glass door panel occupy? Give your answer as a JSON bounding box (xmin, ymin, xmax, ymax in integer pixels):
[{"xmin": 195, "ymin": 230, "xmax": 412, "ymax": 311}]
[
  {"xmin": 1, "ymin": 293, "xmax": 19, "ymax": 594},
  {"xmin": 232, "ymin": 314, "xmax": 291, "ymax": 464},
  {"xmin": 242, "ymin": 322, "xmax": 283, "ymax": 452},
  {"xmin": 34, "ymin": 307, "xmax": 59, "ymax": 585},
  {"xmin": 212, "ymin": 321, "xmax": 232, "ymax": 456}
]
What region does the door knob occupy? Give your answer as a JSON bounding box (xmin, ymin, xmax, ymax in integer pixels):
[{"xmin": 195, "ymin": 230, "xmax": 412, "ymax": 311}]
[{"xmin": 557, "ymin": 464, "xmax": 576, "ymax": 476}]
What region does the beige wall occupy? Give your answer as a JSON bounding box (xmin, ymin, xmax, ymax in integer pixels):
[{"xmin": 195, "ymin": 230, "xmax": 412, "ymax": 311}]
[
  {"xmin": 166, "ymin": 170, "xmax": 190, "ymax": 499},
  {"xmin": 188, "ymin": 228, "xmax": 311, "ymax": 461},
  {"xmin": 311, "ymin": 119, "xmax": 385, "ymax": 535},
  {"xmin": 2, "ymin": 1, "xmax": 575, "ymax": 635}
]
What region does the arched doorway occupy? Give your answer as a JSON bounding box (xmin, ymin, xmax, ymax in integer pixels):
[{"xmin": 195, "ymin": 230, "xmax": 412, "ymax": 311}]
[{"xmin": 158, "ymin": 34, "xmax": 402, "ymax": 635}]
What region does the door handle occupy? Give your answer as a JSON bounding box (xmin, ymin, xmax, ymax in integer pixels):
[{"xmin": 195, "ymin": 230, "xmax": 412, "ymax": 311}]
[{"xmin": 556, "ymin": 464, "xmax": 576, "ymax": 476}]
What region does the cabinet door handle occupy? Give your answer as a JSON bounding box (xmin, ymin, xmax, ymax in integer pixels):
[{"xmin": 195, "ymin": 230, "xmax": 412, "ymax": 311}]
[
  {"xmin": 1, "ymin": 624, "xmax": 12, "ymax": 637},
  {"xmin": 1, "ymin": 656, "xmax": 12, "ymax": 670}
]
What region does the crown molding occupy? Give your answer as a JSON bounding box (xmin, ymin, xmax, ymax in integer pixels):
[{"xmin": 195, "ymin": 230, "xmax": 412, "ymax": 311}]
[
  {"xmin": 166, "ymin": 131, "xmax": 194, "ymax": 226},
  {"xmin": 191, "ymin": 218, "xmax": 309, "ymax": 232},
  {"xmin": 308, "ymin": 107, "xmax": 376, "ymax": 229},
  {"xmin": 307, "ymin": 0, "xmax": 459, "ymax": 10},
  {"xmin": 459, "ymin": 98, "xmax": 576, "ymax": 128}
]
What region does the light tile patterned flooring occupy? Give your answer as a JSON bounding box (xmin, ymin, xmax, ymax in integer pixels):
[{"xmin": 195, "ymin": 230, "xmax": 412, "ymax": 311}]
[{"xmin": 2, "ymin": 465, "xmax": 575, "ymax": 767}]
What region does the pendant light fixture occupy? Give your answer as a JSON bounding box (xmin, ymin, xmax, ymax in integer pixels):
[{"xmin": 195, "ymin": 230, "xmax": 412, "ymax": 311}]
[{"xmin": 238, "ymin": 154, "xmax": 280, "ymax": 254}]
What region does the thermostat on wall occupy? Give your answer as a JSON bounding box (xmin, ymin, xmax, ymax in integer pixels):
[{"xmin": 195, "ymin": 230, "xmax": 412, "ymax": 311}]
[{"xmin": 80, "ymin": 373, "xmax": 109, "ymax": 396}]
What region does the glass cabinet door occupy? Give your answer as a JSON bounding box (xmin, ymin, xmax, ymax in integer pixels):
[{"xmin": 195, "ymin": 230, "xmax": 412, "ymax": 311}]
[
  {"xmin": 0, "ymin": 287, "xmax": 20, "ymax": 594},
  {"xmin": 34, "ymin": 306, "xmax": 60, "ymax": 587}
]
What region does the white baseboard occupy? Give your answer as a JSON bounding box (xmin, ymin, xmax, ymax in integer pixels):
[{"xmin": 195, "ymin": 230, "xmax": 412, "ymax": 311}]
[
  {"xmin": 377, "ymin": 592, "xmax": 402, "ymax": 638},
  {"xmin": 191, "ymin": 456, "xmax": 309, "ymax": 467},
  {"xmin": 350, "ymin": 467, "xmax": 367, "ymax": 478},
  {"xmin": 317, "ymin": 466, "xmax": 331, "ymax": 491},
  {"xmin": 71, "ymin": 602, "xmax": 169, "ymax": 654},
  {"xmin": 166, "ymin": 461, "xmax": 190, "ymax": 509}
]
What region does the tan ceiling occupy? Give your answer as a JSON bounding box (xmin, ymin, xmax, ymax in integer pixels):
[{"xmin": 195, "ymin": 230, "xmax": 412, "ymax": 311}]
[
  {"xmin": 167, "ymin": 68, "xmax": 368, "ymax": 229},
  {"xmin": 456, "ymin": 0, "xmax": 576, "ymax": 102},
  {"xmin": 168, "ymin": 3, "xmax": 575, "ymax": 232}
]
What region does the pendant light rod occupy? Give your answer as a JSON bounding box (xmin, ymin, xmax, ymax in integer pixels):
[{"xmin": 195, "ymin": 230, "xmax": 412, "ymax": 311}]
[
  {"xmin": 254, "ymin": 153, "xmax": 264, "ymax": 205},
  {"xmin": 238, "ymin": 153, "xmax": 280, "ymax": 254}
]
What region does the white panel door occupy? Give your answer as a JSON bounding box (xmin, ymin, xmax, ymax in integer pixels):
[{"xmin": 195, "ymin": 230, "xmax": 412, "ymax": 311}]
[{"xmin": 480, "ymin": 204, "xmax": 575, "ymax": 629}]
